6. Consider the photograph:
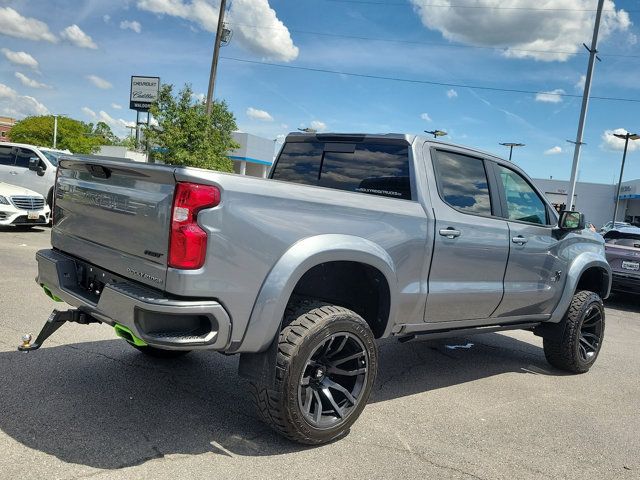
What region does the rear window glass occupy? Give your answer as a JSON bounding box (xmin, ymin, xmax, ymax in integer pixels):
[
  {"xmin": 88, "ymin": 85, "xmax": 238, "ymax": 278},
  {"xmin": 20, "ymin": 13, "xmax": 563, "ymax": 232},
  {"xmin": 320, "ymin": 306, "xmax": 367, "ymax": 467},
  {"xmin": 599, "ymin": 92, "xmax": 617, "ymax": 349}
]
[
  {"xmin": 433, "ymin": 150, "xmax": 492, "ymax": 215},
  {"xmin": 272, "ymin": 141, "xmax": 411, "ymax": 200},
  {"xmin": 604, "ymin": 230, "xmax": 640, "ymax": 246}
]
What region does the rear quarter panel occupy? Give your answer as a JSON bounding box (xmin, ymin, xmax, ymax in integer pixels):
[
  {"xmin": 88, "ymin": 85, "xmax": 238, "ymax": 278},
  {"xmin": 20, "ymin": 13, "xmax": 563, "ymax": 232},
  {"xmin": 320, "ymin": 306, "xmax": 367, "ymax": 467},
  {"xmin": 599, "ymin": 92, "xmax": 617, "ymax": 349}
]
[{"xmin": 170, "ymin": 163, "xmax": 432, "ymax": 351}]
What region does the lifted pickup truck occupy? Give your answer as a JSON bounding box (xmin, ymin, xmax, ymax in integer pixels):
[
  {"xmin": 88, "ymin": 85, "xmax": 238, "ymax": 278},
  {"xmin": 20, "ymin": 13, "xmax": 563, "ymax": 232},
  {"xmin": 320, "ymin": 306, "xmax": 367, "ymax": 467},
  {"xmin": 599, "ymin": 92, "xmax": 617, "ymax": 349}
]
[{"xmin": 28, "ymin": 133, "xmax": 611, "ymax": 444}]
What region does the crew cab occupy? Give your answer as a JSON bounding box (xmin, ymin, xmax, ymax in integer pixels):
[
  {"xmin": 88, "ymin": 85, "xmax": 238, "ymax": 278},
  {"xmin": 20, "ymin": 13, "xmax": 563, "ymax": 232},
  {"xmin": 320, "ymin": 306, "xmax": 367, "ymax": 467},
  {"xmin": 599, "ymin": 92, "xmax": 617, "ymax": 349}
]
[{"xmin": 29, "ymin": 133, "xmax": 611, "ymax": 444}]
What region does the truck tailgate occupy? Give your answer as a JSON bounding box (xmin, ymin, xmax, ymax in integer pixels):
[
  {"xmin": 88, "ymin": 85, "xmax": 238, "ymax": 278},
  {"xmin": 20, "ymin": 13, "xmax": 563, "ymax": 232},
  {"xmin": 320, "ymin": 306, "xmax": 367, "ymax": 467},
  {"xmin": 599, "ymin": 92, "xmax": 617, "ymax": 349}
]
[{"xmin": 51, "ymin": 157, "xmax": 176, "ymax": 290}]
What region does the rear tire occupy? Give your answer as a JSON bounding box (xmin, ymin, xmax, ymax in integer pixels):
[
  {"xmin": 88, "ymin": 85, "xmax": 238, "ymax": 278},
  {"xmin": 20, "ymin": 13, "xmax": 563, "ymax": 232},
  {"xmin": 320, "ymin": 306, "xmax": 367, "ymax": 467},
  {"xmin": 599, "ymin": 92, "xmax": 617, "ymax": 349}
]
[
  {"xmin": 543, "ymin": 290, "xmax": 605, "ymax": 373},
  {"xmin": 131, "ymin": 344, "xmax": 191, "ymax": 359},
  {"xmin": 249, "ymin": 302, "xmax": 378, "ymax": 445}
]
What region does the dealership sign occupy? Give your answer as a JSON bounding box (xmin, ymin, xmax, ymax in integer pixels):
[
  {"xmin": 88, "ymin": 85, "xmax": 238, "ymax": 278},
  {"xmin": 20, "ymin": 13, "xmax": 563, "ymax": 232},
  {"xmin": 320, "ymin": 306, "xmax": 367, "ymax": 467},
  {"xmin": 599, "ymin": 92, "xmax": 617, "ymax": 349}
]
[{"xmin": 130, "ymin": 76, "xmax": 160, "ymax": 111}]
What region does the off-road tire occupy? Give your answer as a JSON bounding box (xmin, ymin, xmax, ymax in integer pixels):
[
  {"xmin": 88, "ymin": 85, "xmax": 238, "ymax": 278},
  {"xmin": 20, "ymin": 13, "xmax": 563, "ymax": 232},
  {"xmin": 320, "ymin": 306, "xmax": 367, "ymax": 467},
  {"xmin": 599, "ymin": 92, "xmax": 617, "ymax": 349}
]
[
  {"xmin": 543, "ymin": 290, "xmax": 605, "ymax": 373},
  {"xmin": 131, "ymin": 344, "xmax": 191, "ymax": 358},
  {"xmin": 249, "ymin": 302, "xmax": 378, "ymax": 444}
]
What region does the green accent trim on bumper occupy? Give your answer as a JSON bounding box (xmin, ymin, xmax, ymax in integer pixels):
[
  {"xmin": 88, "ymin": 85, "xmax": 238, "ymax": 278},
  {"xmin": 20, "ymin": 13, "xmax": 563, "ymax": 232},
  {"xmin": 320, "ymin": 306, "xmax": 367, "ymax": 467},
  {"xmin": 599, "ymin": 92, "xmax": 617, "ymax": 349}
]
[
  {"xmin": 114, "ymin": 324, "xmax": 147, "ymax": 347},
  {"xmin": 42, "ymin": 285, "xmax": 63, "ymax": 302}
]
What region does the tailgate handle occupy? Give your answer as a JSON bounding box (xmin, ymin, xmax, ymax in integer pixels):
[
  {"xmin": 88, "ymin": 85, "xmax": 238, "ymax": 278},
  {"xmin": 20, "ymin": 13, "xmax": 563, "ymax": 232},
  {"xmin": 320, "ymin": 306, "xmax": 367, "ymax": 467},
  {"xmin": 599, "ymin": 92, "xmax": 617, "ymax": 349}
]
[{"xmin": 87, "ymin": 164, "xmax": 111, "ymax": 179}]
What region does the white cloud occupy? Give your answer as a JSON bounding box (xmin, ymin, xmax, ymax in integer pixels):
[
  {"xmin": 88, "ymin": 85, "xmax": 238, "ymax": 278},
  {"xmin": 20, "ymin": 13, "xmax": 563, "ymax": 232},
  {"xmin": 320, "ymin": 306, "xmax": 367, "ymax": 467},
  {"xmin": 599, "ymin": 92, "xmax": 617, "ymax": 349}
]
[
  {"xmin": 83, "ymin": 106, "xmax": 137, "ymax": 137},
  {"xmin": 574, "ymin": 75, "xmax": 586, "ymax": 91},
  {"xmin": 137, "ymin": 0, "xmax": 299, "ymax": 61},
  {"xmin": 103, "ymin": 14, "xmax": 111, "ymax": 24},
  {"xmin": 420, "ymin": 112, "xmax": 432, "ymax": 122},
  {"xmin": 60, "ymin": 24, "xmax": 98, "ymax": 49},
  {"xmin": 602, "ymin": 129, "xmax": 640, "ymax": 152},
  {"xmin": 0, "ymin": 82, "xmax": 49, "ymax": 118},
  {"xmin": 310, "ymin": 120, "xmax": 327, "ymax": 132},
  {"xmin": 82, "ymin": 107, "xmax": 96, "ymax": 118},
  {"xmin": 0, "ymin": 7, "xmax": 57, "ymax": 42},
  {"xmin": 111, "ymin": 103, "xmax": 122, "ymax": 110},
  {"xmin": 86, "ymin": 75, "xmax": 113, "ymax": 89},
  {"xmin": 535, "ymin": 89, "xmax": 565, "ymax": 103},
  {"xmin": 246, "ymin": 107, "xmax": 274, "ymax": 122},
  {"xmin": 15, "ymin": 72, "xmax": 51, "ymax": 89},
  {"xmin": 410, "ymin": 0, "xmax": 630, "ymax": 62},
  {"xmin": 120, "ymin": 20, "xmax": 142, "ymax": 33},
  {"xmin": 446, "ymin": 89, "xmax": 458, "ymax": 99},
  {"xmin": 1, "ymin": 48, "xmax": 38, "ymax": 70},
  {"xmin": 544, "ymin": 146, "xmax": 563, "ymax": 155}
]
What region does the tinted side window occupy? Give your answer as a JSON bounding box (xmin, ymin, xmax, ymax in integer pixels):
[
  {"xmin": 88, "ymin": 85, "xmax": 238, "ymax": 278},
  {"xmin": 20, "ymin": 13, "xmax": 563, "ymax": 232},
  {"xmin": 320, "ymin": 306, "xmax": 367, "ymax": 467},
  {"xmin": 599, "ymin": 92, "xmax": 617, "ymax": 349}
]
[
  {"xmin": 272, "ymin": 141, "xmax": 411, "ymax": 200},
  {"xmin": 433, "ymin": 150, "xmax": 492, "ymax": 215},
  {"xmin": 497, "ymin": 165, "xmax": 547, "ymax": 225},
  {"xmin": 319, "ymin": 143, "xmax": 411, "ymax": 200},
  {"xmin": 271, "ymin": 142, "xmax": 322, "ymax": 185},
  {"xmin": 15, "ymin": 148, "xmax": 36, "ymax": 168},
  {"xmin": 0, "ymin": 146, "xmax": 15, "ymax": 166}
]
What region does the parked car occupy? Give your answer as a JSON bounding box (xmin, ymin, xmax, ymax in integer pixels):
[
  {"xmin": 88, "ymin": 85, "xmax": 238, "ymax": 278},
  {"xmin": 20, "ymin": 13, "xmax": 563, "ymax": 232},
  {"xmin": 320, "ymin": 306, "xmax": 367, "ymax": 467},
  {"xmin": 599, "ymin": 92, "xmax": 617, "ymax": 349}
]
[
  {"xmin": 0, "ymin": 142, "xmax": 71, "ymax": 206},
  {"xmin": 600, "ymin": 221, "xmax": 631, "ymax": 233},
  {"xmin": 604, "ymin": 226, "xmax": 640, "ymax": 293},
  {"xmin": 0, "ymin": 181, "xmax": 50, "ymax": 228},
  {"xmin": 27, "ymin": 133, "xmax": 611, "ymax": 445}
]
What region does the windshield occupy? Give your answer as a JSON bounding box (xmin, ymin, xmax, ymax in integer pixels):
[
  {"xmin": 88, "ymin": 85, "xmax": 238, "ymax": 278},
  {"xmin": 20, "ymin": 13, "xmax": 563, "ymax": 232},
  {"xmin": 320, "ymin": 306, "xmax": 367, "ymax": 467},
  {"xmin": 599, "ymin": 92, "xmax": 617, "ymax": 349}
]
[{"xmin": 40, "ymin": 150, "xmax": 61, "ymax": 166}]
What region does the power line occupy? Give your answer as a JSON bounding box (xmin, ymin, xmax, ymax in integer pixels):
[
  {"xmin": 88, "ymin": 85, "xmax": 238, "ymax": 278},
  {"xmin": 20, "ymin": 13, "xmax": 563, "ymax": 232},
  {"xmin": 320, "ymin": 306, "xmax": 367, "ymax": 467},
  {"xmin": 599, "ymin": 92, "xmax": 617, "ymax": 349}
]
[
  {"xmin": 323, "ymin": 0, "xmax": 640, "ymax": 13},
  {"xmin": 224, "ymin": 21, "xmax": 640, "ymax": 60},
  {"xmin": 220, "ymin": 56, "xmax": 640, "ymax": 103}
]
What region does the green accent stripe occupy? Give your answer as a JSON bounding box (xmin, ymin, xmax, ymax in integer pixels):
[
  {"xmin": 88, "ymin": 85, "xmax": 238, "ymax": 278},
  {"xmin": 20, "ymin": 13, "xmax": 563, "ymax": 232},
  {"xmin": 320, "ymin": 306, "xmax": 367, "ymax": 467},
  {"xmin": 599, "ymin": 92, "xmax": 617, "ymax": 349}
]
[
  {"xmin": 42, "ymin": 285, "xmax": 63, "ymax": 302},
  {"xmin": 114, "ymin": 324, "xmax": 147, "ymax": 347}
]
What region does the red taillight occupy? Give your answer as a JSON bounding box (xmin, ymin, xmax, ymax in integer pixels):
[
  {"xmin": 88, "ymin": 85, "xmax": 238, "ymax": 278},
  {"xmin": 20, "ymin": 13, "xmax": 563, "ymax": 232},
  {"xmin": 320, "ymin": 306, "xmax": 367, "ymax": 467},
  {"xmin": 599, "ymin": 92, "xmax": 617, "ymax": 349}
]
[{"xmin": 168, "ymin": 182, "xmax": 220, "ymax": 269}]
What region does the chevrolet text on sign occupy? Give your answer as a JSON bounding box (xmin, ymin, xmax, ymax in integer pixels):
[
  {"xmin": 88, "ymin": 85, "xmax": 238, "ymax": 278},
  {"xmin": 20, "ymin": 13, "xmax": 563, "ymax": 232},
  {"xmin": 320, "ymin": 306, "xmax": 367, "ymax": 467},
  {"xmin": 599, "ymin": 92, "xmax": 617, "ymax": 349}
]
[{"xmin": 130, "ymin": 76, "xmax": 160, "ymax": 111}]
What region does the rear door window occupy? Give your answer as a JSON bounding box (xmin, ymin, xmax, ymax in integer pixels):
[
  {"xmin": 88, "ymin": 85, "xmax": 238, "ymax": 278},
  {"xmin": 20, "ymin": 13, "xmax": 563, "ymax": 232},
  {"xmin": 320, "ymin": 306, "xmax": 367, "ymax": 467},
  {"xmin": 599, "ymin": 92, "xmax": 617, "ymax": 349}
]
[
  {"xmin": 0, "ymin": 146, "xmax": 15, "ymax": 166},
  {"xmin": 272, "ymin": 141, "xmax": 412, "ymax": 200},
  {"xmin": 433, "ymin": 150, "xmax": 492, "ymax": 216}
]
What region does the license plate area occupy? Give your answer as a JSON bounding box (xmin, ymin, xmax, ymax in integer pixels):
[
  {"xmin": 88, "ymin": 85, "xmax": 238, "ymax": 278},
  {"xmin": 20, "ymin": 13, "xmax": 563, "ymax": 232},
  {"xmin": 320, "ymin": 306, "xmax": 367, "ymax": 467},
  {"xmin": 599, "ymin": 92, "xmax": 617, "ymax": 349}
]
[
  {"xmin": 621, "ymin": 260, "xmax": 639, "ymax": 271},
  {"xmin": 74, "ymin": 261, "xmax": 121, "ymax": 302},
  {"xmin": 27, "ymin": 211, "xmax": 39, "ymax": 220}
]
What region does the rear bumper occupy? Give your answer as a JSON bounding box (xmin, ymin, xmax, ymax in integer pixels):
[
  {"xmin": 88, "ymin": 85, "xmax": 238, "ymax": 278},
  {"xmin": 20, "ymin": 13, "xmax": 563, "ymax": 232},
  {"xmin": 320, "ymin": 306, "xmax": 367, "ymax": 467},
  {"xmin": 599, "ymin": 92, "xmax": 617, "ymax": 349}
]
[
  {"xmin": 611, "ymin": 271, "xmax": 640, "ymax": 294},
  {"xmin": 36, "ymin": 249, "xmax": 231, "ymax": 351}
]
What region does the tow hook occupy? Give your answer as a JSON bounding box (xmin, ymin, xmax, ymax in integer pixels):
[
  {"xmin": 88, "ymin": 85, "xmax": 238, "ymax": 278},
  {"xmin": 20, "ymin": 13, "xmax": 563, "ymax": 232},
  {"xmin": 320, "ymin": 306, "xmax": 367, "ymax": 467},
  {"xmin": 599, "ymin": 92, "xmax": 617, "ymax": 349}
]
[{"xmin": 18, "ymin": 309, "xmax": 101, "ymax": 352}]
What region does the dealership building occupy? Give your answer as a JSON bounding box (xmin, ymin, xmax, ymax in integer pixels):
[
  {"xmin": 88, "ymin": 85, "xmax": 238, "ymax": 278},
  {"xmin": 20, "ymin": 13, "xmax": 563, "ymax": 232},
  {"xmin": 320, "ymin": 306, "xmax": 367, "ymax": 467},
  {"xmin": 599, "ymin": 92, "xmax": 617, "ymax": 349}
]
[{"xmin": 532, "ymin": 177, "xmax": 640, "ymax": 228}]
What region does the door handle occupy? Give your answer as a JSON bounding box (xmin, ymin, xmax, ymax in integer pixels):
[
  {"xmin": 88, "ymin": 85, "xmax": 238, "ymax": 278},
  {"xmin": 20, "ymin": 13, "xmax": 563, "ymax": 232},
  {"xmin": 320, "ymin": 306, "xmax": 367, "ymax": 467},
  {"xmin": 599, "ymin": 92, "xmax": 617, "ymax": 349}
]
[
  {"xmin": 9, "ymin": 171, "xmax": 18, "ymax": 175},
  {"xmin": 439, "ymin": 228, "xmax": 461, "ymax": 239},
  {"xmin": 512, "ymin": 236, "xmax": 528, "ymax": 245}
]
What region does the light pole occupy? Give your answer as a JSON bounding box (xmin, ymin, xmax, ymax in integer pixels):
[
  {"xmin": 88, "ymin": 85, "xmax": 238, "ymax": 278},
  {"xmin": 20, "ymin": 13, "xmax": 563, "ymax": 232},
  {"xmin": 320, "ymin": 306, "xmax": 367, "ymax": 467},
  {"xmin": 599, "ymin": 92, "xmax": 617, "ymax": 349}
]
[
  {"xmin": 53, "ymin": 114, "xmax": 58, "ymax": 148},
  {"xmin": 205, "ymin": 0, "xmax": 229, "ymax": 115},
  {"xmin": 425, "ymin": 129, "xmax": 447, "ymax": 139},
  {"xmin": 499, "ymin": 142, "xmax": 525, "ymax": 161},
  {"xmin": 611, "ymin": 132, "xmax": 640, "ymax": 226}
]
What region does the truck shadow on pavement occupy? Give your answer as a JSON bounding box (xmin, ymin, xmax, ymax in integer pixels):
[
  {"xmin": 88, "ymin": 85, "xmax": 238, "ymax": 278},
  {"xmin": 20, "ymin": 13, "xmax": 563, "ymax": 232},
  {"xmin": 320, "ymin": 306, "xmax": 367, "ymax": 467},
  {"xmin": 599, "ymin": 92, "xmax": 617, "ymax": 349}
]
[{"xmin": 0, "ymin": 332, "xmax": 557, "ymax": 469}]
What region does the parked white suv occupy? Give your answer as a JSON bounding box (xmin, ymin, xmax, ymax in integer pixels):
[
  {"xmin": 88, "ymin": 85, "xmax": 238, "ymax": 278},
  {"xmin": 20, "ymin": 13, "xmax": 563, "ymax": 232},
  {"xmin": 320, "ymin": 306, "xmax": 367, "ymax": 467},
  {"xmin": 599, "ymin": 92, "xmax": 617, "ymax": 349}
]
[
  {"xmin": 0, "ymin": 182, "xmax": 50, "ymax": 227},
  {"xmin": 0, "ymin": 143, "xmax": 70, "ymax": 206}
]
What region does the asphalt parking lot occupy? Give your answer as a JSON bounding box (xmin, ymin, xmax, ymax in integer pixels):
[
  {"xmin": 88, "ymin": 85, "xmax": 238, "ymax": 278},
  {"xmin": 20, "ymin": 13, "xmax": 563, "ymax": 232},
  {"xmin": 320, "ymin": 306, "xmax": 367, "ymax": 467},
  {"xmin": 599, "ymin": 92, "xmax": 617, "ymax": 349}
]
[{"xmin": 1, "ymin": 227, "xmax": 639, "ymax": 480}]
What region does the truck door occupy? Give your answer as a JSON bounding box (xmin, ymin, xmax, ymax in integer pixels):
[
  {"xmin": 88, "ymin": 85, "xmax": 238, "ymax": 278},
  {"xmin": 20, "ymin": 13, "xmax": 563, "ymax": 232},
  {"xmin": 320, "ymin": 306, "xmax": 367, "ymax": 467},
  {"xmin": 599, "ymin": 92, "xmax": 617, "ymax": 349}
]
[
  {"xmin": 490, "ymin": 163, "xmax": 568, "ymax": 316},
  {"xmin": 0, "ymin": 145, "xmax": 17, "ymax": 184},
  {"xmin": 425, "ymin": 149, "xmax": 509, "ymax": 322}
]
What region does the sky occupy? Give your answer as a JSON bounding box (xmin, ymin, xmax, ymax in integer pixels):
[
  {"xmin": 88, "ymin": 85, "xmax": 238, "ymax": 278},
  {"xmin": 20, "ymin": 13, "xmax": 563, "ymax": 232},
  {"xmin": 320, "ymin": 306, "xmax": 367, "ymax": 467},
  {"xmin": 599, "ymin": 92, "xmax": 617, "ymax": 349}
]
[{"xmin": 1, "ymin": 0, "xmax": 640, "ymax": 183}]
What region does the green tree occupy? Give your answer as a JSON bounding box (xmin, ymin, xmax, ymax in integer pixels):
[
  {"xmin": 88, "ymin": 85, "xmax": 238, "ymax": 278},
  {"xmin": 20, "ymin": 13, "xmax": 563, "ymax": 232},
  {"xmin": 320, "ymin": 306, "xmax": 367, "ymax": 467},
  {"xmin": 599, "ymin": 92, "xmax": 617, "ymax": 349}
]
[
  {"xmin": 145, "ymin": 83, "xmax": 238, "ymax": 171},
  {"xmin": 8, "ymin": 115, "xmax": 104, "ymax": 154},
  {"xmin": 92, "ymin": 121, "xmax": 118, "ymax": 145}
]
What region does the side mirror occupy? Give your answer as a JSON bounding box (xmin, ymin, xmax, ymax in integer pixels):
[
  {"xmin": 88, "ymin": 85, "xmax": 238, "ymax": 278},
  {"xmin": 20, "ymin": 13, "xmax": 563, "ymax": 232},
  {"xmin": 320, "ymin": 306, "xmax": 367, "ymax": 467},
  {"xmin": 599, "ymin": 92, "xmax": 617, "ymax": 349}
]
[
  {"xmin": 559, "ymin": 210, "xmax": 585, "ymax": 231},
  {"xmin": 28, "ymin": 157, "xmax": 39, "ymax": 171}
]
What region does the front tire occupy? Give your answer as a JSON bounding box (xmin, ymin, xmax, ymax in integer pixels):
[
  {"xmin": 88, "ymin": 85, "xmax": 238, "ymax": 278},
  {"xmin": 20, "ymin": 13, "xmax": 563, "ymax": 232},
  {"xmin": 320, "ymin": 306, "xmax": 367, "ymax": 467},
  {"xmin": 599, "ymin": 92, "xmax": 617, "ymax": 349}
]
[
  {"xmin": 249, "ymin": 303, "xmax": 378, "ymax": 444},
  {"xmin": 543, "ymin": 290, "xmax": 605, "ymax": 373}
]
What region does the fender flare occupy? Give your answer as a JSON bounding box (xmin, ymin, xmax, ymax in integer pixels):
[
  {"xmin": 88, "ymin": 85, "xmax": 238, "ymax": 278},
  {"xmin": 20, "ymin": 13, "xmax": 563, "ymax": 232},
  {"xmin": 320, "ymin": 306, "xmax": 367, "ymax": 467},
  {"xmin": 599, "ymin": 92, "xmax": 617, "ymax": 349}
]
[
  {"xmin": 549, "ymin": 252, "xmax": 611, "ymax": 323},
  {"xmin": 239, "ymin": 234, "xmax": 398, "ymax": 352}
]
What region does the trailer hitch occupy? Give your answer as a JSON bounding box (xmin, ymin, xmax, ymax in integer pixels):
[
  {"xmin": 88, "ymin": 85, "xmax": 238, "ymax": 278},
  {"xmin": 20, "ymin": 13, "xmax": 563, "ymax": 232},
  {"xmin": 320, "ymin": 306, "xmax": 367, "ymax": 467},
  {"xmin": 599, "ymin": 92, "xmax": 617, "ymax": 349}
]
[{"xmin": 18, "ymin": 309, "xmax": 101, "ymax": 352}]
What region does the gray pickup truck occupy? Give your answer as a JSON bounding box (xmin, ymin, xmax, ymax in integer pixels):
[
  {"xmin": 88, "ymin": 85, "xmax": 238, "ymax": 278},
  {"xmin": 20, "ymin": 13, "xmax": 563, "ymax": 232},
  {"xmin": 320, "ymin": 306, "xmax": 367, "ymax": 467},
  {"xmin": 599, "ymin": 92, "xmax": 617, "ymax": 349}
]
[{"xmin": 27, "ymin": 133, "xmax": 611, "ymax": 445}]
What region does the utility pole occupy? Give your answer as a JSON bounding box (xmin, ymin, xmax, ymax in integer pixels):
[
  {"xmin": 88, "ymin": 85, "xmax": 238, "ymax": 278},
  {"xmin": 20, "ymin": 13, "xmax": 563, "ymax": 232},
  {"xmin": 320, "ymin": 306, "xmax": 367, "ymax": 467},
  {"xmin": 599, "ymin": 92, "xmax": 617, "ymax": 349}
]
[
  {"xmin": 499, "ymin": 142, "xmax": 525, "ymax": 161},
  {"xmin": 53, "ymin": 114, "xmax": 58, "ymax": 148},
  {"xmin": 566, "ymin": 0, "xmax": 605, "ymax": 211},
  {"xmin": 205, "ymin": 0, "xmax": 227, "ymax": 116}
]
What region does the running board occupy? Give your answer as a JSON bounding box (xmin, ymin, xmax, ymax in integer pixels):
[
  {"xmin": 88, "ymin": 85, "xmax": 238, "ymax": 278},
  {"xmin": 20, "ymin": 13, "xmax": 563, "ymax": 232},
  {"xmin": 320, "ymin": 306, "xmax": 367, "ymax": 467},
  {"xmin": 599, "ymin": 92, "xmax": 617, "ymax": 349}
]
[{"xmin": 397, "ymin": 321, "xmax": 542, "ymax": 343}]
